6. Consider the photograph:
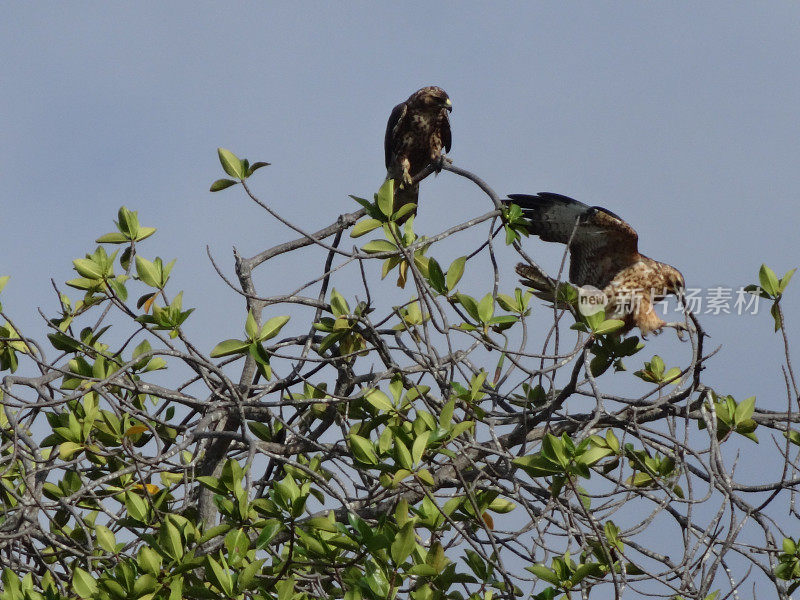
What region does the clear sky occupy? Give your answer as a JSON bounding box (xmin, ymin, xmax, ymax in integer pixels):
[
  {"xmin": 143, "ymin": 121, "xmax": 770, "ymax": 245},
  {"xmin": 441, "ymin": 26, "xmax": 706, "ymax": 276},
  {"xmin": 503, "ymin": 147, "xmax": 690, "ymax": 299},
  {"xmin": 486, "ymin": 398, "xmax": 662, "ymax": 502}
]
[{"xmin": 2, "ymin": 4, "xmax": 799, "ymax": 595}]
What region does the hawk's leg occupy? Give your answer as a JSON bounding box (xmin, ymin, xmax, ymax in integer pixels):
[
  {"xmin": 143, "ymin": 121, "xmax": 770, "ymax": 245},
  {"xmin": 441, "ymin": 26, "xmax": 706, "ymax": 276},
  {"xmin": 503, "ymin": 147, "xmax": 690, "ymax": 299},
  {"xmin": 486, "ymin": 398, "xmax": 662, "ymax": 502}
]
[{"xmin": 396, "ymin": 158, "xmax": 413, "ymax": 188}]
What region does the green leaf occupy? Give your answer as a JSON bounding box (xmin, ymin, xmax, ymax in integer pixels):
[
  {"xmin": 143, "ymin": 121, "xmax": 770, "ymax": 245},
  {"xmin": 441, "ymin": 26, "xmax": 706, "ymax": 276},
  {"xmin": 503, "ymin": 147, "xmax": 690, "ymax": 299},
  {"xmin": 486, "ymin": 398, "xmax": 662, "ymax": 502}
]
[
  {"xmin": 59, "ymin": 441, "xmax": 83, "ymax": 460},
  {"xmin": 205, "ymin": 555, "xmax": 234, "ymax": 596},
  {"xmin": 73, "ymin": 258, "xmax": 104, "ymax": 279},
  {"xmin": 107, "ymin": 277, "xmax": 128, "ymax": 300},
  {"xmin": 393, "ymin": 202, "xmax": 417, "ymax": 222},
  {"xmin": 542, "ymin": 433, "xmax": 568, "ymax": 467},
  {"xmin": 329, "ymin": 288, "xmax": 349, "ymax": 317},
  {"xmin": 570, "ymin": 562, "xmax": 603, "ymax": 585},
  {"xmin": 488, "ymin": 498, "xmax": 516, "ymax": 513},
  {"xmin": 734, "ymin": 396, "xmax": 756, "ymax": 425},
  {"xmin": 365, "ymin": 389, "xmax": 394, "ymax": 412},
  {"xmin": 125, "ymin": 492, "xmax": 148, "ymax": 522},
  {"xmin": 411, "ymin": 431, "xmax": 430, "ymax": 466},
  {"xmin": 785, "ymin": 430, "xmax": 800, "ymax": 447},
  {"xmin": 66, "ymin": 277, "xmax": 101, "ymax": 291},
  {"xmin": 255, "ymin": 520, "xmax": 282, "ymax": 550},
  {"xmin": 245, "ymin": 311, "xmax": 259, "ymax": 339},
  {"xmin": 477, "ymin": 294, "xmax": 495, "ymax": 323},
  {"xmin": 650, "ymin": 355, "xmax": 665, "ymax": 378},
  {"xmin": 593, "ymin": 319, "xmax": 625, "ymax": 335},
  {"xmin": 577, "ymin": 445, "xmax": 614, "ymax": 466},
  {"xmin": 583, "ymin": 310, "xmax": 605, "ymax": 332},
  {"xmin": 95, "ymin": 524, "xmax": 116, "ymax": 553},
  {"xmin": 248, "ymin": 420, "xmax": 272, "ymax": 442},
  {"xmin": 259, "ymin": 315, "xmax": 290, "ymax": 341},
  {"xmin": 395, "ymin": 438, "xmax": 413, "ymax": 470},
  {"xmin": 218, "ymin": 147, "xmax": 245, "ymax": 179},
  {"xmin": 775, "ymin": 561, "xmax": 797, "ymax": 580},
  {"xmin": 117, "ymin": 206, "xmax": 140, "ymax": 238},
  {"xmin": 95, "ymin": 232, "xmax": 129, "ymax": 243},
  {"xmin": 759, "ymin": 264, "xmax": 780, "ymax": 297},
  {"xmin": 161, "ymin": 520, "xmax": 184, "ymax": 561},
  {"xmin": 238, "ymin": 558, "xmax": 265, "ymax": 592},
  {"xmin": 525, "ymin": 564, "xmax": 560, "ymax": 586},
  {"xmin": 489, "ymin": 315, "xmax": 518, "ymax": 326},
  {"xmin": 225, "ymin": 528, "xmax": 250, "ymax": 561},
  {"xmin": 496, "ymin": 293, "xmax": 517, "ymax": 312},
  {"xmin": 513, "ymin": 455, "xmax": 563, "ymax": 477},
  {"xmin": 248, "ymin": 161, "xmax": 270, "ymax": 175},
  {"xmin": 135, "ymin": 226, "xmax": 157, "ymax": 242},
  {"xmin": 376, "ymin": 179, "xmax": 394, "ymax": 217},
  {"xmin": 210, "ymin": 178, "xmax": 238, "ymax": 192},
  {"xmin": 349, "ymin": 434, "xmax": 378, "ymax": 465},
  {"xmin": 135, "ymin": 256, "xmax": 160, "ymax": 288},
  {"xmin": 449, "ymin": 420, "xmax": 474, "ymax": 440},
  {"xmin": 210, "ymin": 339, "xmax": 250, "ymax": 358},
  {"xmin": 629, "ymin": 472, "xmax": 654, "ymax": 487},
  {"xmin": 780, "ymin": 268, "xmax": 797, "ymax": 293},
  {"xmin": 439, "ymin": 399, "xmax": 455, "ymax": 428},
  {"xmin": 362, "ymin": 239, "xmax": 398, "ymax": 254},
  {"xmin": 132, "ymin": 574, "xmax": 157, "ymax": 597},
  {"xmin": 249, "ymin": 342, "xmax": 273, "ymax": 380},
  {"xmin": 0, "ymin": 276, "xmax": 9, "ymax": 294},
  {"xmin": 427, "ymin": 258, "xmax": 446, "ymax": 293},
  {"xmin": 350, "ymin": 218, "xmax": 383, "ymax": 238},
  {"xmin": 771, "ymin": 302, "xmax": 783, "ymax": 332},
  {"xmin": 606, "ymin": 429, "xmax": 620, "ymax": 453},
  {"xmin": 783, "ymin": 537, "xmax": 797, "ymax": 555},
  {"xmin": 47, "ymin": 331, "xmax": 83, "ymax": 353},
  {"xmin": 72, "ymin": 567, "xmax": 98, "ymax": 598},
  {"xmin": 456, "ymin": 293, "xmax": 480, "ymax": 321},
  {"xmin": 390, "ymin": 521, "xmax": 416, "ymax": 564},
  {"xmin": 446, "ymin": 256, "xmax": 466, "ymax": 291},
  {"xmin": 662, "ymin": 367, "xmax": 682, "ymax": 384},
  {"xmin": 138, "ymin": 546, "xmax": 162, "ymax": 576}
]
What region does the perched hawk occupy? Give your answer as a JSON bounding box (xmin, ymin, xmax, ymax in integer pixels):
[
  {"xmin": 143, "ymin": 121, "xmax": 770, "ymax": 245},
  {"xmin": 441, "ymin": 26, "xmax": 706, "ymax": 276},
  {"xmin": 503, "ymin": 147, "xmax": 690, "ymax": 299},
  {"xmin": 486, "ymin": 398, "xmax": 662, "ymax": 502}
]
[
  {"xmin": 385, "ymin": 86, "xmax": 452, "ymax": 217},
  {"xmin": 505, "ymin": 193, "xmax": 686, "ymax": 336}
]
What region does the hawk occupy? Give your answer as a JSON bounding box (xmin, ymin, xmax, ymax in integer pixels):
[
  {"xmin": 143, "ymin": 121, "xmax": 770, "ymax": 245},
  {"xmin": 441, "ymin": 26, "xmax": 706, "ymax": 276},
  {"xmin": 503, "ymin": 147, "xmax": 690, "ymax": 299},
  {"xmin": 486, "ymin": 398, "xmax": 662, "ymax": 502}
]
[
  {"xmin": 385, "ymin": 86, "xmax": 452, "ymax": 217},
  {"xmin": 505, "ymin": 193, "xmax": 686, "ymax": 336}
]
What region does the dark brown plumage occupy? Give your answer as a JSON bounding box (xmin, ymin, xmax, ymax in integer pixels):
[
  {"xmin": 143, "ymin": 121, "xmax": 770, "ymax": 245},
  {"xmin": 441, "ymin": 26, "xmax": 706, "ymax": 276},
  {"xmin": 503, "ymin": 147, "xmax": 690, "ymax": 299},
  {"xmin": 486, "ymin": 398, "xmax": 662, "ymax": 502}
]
[
  {"xmin": 505, "ymin": 193, "xmax": 685, "ymax": 335},
  {"xmin": 384, "ymin": 86, "xmax": 452, "ymax": 217}
]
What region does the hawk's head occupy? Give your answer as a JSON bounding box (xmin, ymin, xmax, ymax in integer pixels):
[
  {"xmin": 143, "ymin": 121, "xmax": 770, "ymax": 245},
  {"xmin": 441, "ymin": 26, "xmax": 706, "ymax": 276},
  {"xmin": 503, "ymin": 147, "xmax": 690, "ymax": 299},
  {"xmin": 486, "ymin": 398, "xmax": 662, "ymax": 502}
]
[
  {"xmin": 647, "ymin": 263, "xmax": 685, "ymax": 304},
  {"xmin": 409, "ymin": 86, "xmax": 453, "ymax": 113},
  {"xmin": 663, "ymin": 265, "xmax": 686, "ymax": 297}
]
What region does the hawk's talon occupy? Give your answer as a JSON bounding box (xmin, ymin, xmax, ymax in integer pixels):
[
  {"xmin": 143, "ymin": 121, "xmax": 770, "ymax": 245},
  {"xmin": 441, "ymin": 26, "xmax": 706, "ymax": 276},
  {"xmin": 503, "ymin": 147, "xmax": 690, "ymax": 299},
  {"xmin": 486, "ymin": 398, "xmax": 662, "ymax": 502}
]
[
  {"xmin": 642, "ymin": 322, "xmax": 689, "ymax": 341},
  {"xmin": 400, "ymin": 171, "xmax": 414, "ymax": 188},
  {"xmin": 663, "ymin": 321, "xmax": 691, "ymax": 342},
  {"xmin": 433, "ymin": 155, "xmax": 452, "ymax": 174}
]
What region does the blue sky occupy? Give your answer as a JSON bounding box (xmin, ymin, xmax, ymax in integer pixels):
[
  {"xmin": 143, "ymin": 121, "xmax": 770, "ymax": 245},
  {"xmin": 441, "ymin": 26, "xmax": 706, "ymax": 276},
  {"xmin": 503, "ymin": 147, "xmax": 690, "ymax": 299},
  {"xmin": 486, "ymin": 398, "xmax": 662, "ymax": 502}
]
[{"xmin": 2, "ymin": 1, "xmax": 799, "ymax": 460}]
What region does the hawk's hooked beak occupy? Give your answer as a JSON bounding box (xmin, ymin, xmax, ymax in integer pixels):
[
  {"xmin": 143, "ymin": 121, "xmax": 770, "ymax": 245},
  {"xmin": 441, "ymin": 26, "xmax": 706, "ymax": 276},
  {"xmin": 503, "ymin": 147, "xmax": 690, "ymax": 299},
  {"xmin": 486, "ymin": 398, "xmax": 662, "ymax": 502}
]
[{"xmin": 444, "ymin": 98, "xmax": 453, "ymax": 112}]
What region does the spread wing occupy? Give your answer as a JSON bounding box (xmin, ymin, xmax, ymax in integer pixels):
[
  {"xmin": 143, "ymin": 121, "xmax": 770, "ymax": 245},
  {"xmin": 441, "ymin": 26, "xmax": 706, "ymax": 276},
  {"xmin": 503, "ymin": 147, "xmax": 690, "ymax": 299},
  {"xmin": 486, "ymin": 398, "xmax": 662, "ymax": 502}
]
[
  {"xmin": 506, "ymin": 193, "xmax": 640, "ymax": 288},
  {"xmin": 384, "ymin": 102, "xmax": 407, "ymax": 168}
]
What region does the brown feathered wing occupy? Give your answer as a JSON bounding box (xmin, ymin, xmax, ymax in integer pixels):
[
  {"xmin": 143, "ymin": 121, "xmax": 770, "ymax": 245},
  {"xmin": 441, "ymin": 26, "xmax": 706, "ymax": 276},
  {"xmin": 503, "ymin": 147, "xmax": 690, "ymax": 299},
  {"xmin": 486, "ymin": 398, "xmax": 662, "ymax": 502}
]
[{"xmin": 507, "ymin": 193, "xmax": 640, "ymax": 289}]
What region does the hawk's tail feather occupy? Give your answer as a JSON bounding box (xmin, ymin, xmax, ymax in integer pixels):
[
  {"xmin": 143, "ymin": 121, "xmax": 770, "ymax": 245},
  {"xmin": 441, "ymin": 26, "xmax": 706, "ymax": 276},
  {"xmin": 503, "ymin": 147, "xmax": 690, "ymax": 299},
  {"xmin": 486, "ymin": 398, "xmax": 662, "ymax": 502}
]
[
  {"xmin": 393, "ymin": 182, "xmax": 419, "ymax": 222},
  {"xmin": 515, "ymin": 263, "xmax": 575, "ymax": 309}
]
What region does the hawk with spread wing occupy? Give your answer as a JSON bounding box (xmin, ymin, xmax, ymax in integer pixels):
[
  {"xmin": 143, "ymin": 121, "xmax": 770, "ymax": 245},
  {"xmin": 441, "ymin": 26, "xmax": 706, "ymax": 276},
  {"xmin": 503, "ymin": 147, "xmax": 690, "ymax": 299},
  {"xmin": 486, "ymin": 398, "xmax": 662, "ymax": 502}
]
[
  {"xmin": 505, "ymin": 193, "xmax": 686, "ymax": 336},
  {"xmin": 385, "ymin": 86, "xmax": 452, "ymax": 217}
]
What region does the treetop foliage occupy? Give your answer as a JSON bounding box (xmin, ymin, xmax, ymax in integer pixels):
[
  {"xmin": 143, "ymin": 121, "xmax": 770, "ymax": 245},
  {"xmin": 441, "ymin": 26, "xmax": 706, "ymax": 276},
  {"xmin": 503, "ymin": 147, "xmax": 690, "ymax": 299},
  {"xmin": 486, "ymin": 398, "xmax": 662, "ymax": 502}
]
[{"xmin": 0, "ymin": 148, "xmax": 798, "ymax": 599}]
